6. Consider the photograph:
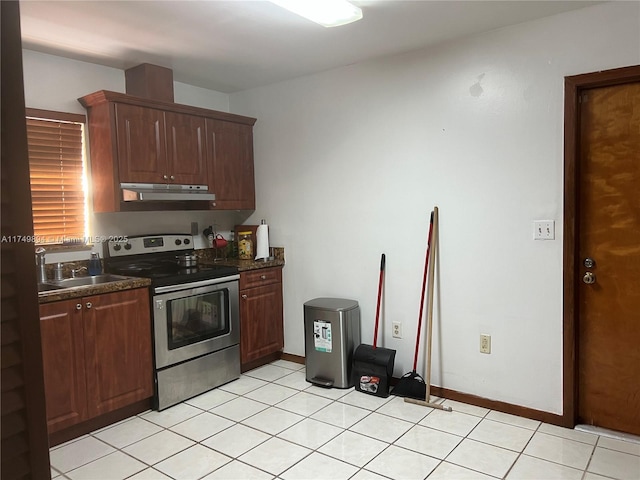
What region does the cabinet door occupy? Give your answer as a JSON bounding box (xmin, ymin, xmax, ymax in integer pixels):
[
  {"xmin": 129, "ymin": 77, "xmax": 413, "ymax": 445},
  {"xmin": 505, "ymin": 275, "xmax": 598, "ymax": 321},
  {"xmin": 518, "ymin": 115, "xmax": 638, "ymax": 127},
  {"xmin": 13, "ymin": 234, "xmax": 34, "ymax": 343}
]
[
  {"xmin": 207, "ymin": 119, "xmax": 255, "ymax": 210},
  {"xmin": 39, "ymin": 300, "xmax": 88, "ymax": 433},
  {"xmin": 240, "ymin": 283, "xmax": 284, "ymax": 364},
  {"xmin": 83, "ymin": 289, "xmax": 153, "ymax": 417},
  {"xmin": 115, "ymin": 103, "xmax": 167, "ymax": 183},
  {"xmin": 165, "ymin": 111, "xmax": 208, "ymax": 185}
]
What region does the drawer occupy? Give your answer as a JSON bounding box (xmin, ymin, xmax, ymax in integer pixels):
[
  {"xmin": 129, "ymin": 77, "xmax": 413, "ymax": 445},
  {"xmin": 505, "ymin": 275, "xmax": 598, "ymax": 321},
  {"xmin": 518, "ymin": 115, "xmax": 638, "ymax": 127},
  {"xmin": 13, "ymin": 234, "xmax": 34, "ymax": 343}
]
[{"xmin": 240, "ymin": 267, "xmax": 282, "ymax": 290}]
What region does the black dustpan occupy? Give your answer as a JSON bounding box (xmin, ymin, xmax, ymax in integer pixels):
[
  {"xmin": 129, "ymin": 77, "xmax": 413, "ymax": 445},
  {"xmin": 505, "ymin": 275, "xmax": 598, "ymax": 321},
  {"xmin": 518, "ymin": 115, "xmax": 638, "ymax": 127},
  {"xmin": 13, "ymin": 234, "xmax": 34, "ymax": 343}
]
[{"xmin": 352, "ymin": 254, "xmax": 396, "ymax": 397}]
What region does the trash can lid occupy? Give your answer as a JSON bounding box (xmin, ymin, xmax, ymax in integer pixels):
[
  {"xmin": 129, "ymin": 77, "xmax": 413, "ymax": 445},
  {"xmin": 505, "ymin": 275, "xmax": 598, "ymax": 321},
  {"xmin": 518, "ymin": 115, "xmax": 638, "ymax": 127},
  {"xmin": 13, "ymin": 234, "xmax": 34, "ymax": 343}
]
[{"xmin": 304, "ymin": 297, "xmax": 359, "ymax": 312}]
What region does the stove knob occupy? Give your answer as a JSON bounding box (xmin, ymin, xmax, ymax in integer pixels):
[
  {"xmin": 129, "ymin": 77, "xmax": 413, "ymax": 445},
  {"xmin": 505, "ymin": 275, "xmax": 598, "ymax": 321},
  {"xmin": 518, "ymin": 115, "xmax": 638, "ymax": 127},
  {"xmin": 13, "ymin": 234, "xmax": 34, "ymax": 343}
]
[
  {"xmin": 175, "ymin": 239, "xmax": 182, "ymax": 246},
  {"xmin": 184, "ymin": 238, "xmax": 191, "ymax": 245},
  {"xmin": 124, "ymin": 243, "xmax": 132, "ymax": 250},
  {"xmin": 113, "ymin": 244, "xmax": 121, "ymax": 251}
]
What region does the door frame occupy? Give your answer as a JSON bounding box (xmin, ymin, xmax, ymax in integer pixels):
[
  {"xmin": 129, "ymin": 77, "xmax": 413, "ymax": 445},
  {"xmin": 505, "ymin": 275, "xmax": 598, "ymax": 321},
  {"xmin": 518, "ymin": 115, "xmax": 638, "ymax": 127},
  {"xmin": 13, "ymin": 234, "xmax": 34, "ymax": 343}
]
[{"xmin": 562, "ymin": 64, "xmax": 640, "ymax": 428}]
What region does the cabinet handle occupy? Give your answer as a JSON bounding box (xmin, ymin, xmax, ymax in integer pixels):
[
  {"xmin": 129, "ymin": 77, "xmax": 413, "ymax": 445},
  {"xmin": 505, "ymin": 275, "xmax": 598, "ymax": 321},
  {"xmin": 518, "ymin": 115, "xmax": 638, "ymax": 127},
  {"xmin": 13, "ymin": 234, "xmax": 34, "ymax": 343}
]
[
  {"xmin": 163, "ymin": 174, "xmax": 168, "ymax": 180},
  {"xmin": 170, "ymin": 175, "xmax": 175, "ymax": 180},
  {"xmin": 76, "ymin": 303, "xmax": 82, "ymax": 310},
  {"xmin": 86, "ymin": 302, "xmax": 93, "ymax": 309},
  {"xmin": 211, "ymin": 202, "xmax": 216, "ymax": 207},
  {"xmin": 241, "ymin": 294, "xmax": 248, "ymax": 299},
  {"xmin": 260, "ymin": 275, "xmax": 266, "ymax": 280}
]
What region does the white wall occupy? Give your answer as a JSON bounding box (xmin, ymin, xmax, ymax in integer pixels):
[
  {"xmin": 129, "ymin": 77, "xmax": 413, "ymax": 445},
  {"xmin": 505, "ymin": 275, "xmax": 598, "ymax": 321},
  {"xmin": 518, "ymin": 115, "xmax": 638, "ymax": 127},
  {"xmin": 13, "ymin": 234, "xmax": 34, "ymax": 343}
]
[
  {"xmin": 22, "ymin": 50, "xmax": 239, "ymax": 260},
  {"xmin": 22, "ymin": 50, "xmax": 230, "ymax": 112},
  {"xmin": 230, "ymin": 2, "xmax": 640, "ymax": 414}
]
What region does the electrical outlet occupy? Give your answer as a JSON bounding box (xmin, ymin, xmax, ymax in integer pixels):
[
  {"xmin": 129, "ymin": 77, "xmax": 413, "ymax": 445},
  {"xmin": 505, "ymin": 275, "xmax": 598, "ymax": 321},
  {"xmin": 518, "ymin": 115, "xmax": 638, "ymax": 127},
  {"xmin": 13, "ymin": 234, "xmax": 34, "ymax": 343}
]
[
  {"xmin": 392, "ymin": 322, "xmax": 402, "ymax": 338},
  {"xmin": 480, "ymin": 334, "xmax": 491, "ymax": 354},
  {"xmin": 534, "ymin": 220, "xmax": 555, "ymax": 240}
]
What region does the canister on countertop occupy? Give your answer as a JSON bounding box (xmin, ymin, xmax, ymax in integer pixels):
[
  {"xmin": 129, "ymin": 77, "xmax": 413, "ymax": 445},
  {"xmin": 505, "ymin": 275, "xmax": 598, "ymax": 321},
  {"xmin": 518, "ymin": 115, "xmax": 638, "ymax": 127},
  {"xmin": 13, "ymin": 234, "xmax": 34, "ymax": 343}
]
[
  {"xmin": 89, "ymin": 252, "xmax": 102, "ymax": 275},
  {"xmin": 238, "ymin": 231, "xmax": 254, "ymax": 260}
]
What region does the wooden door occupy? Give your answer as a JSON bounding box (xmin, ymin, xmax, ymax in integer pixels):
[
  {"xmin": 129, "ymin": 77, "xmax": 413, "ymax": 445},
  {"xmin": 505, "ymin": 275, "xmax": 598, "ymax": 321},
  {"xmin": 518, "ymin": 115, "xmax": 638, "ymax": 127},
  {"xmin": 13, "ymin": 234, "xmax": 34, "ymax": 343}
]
[
  {"xmin": 207, "ymin": 119, "xmax": 255, "ymax": 210},
  {"xmin": 115, "ymin": 103, "xmax": 167, "ymax": 183},
  {"xmin": 83, "ymin": 289, "xmax": 153, "ymax": 417},
  {"xmin": 1, "ymin": 2, "xmax": 51, "ymax": 476},
  {"xmin": 577, "ymin": 81, "xmax": 640, "ymax": 435},
  {"xmin": 240, "ymin": 283, "xmax": 284, "ymax": 364},
  {"xmin": 39, "ymin": 300, "xmax": 88, "ymax": 432},
  {"xmin": 165, "ymin": 111, "xmax": 208, "ymax": 184}
]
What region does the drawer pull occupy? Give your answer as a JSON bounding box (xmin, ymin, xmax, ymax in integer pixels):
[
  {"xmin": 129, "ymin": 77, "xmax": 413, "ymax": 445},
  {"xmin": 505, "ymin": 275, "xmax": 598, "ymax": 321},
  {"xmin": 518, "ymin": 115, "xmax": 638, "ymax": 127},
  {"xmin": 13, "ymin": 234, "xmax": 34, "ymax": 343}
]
[
  {"xmin": 242, "ymin": 294, "xmax": 248, "ymax": 299},
  {"xmin": 260, "ymin": 275, "xmax": 266, "ymax": 280},
  {"xmin": 76, "ymin": 303, "xmax": 82, "ymax": 310},
  {"xmin": 85, "ymin": 302, "xmax": 93, "ymax": 309}
]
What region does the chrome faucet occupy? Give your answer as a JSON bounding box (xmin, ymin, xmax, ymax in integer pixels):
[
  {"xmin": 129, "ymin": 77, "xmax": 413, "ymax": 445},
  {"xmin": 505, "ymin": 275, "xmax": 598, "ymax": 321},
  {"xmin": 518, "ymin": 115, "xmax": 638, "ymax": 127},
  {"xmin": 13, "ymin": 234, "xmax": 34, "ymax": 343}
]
[
  {"xmin": 71, "ymin": 266, "xmax": 87, "ymax": 278},
  {"xmin": 35, "ymin": 247, "xmax": 47, "ymax": 284}
]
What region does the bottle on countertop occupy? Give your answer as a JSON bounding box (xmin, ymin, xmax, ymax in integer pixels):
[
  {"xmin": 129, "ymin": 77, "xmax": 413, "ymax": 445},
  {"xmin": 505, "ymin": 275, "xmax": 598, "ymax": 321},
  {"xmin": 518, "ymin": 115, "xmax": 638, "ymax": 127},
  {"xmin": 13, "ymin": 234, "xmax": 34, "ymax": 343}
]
[
  {"xmin": 89, "ymin": 252, "xmax": 102, "ymax": 275},
  {"xmin": 230, "ymin": 230, "xmax": 238, "ymax": 258}
]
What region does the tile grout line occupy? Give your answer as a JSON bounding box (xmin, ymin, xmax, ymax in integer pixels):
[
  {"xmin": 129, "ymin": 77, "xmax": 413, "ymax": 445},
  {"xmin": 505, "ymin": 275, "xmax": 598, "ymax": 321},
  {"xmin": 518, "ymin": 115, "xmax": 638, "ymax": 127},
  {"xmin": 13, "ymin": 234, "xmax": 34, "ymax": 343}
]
[
  {"xmin": 51, "ymin": 363, "xmax": 639, "ymax": 480},
  {"xmin": 500, "ymin": 418, "xmax": 543, "ymax": 480}
]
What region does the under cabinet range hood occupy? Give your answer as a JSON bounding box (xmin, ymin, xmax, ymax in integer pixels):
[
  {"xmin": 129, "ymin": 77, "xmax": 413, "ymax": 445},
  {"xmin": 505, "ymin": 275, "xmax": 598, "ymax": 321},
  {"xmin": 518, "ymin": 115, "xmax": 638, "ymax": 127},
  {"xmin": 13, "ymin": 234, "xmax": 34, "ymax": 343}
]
[{"xmin": 121, "ymin": 183, "xmax": 215, "ymax": 202}]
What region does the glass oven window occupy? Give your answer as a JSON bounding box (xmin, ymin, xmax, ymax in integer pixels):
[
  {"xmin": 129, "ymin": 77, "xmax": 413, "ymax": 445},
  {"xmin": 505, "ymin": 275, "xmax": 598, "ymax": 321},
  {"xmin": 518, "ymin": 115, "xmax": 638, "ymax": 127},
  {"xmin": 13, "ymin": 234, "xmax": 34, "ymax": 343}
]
[{"xmin": 166, "ymin": 289, "xmax": 229, "ymax": 349}]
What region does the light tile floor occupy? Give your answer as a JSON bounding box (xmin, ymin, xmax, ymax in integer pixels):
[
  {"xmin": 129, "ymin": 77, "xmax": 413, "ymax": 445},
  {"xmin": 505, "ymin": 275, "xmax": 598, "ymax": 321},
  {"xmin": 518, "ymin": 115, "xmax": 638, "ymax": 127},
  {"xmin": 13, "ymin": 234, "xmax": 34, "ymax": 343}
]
[{"xmin": 50, "ymin": 360, "xmax": 640, "ymax": 480}]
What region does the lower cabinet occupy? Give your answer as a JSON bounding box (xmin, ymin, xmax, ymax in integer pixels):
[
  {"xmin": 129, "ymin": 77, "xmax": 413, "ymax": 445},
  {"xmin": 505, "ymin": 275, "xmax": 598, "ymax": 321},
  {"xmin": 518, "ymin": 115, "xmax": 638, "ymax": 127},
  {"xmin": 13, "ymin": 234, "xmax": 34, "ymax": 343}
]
[
  {"xmin": 39, "ymin": 288, "xmax": 153, "ymax": 433},
  {"xmin": 239, "ymin": 267, "xmax": 284, "ymax": 368}
]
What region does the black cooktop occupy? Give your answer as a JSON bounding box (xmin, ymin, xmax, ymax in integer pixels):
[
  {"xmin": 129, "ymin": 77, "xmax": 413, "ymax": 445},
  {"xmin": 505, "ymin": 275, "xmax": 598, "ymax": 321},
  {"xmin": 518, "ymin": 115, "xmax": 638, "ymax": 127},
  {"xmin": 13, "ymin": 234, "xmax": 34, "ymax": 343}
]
[{"xmin": 105, "ymin": 256, "xmax": 238, "ymax": 288}]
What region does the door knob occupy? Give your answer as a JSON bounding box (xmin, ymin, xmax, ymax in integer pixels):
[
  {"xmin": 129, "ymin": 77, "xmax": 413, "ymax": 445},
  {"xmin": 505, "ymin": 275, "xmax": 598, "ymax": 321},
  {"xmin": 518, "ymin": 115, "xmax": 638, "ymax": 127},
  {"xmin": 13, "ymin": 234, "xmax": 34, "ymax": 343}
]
[
  {"xmin": 584, "ymin": 257, "xmax": 595, "ymax": 268},
  {"xmin": 583, "ymin": 272, "xmax": 596, "ymax": 284}
]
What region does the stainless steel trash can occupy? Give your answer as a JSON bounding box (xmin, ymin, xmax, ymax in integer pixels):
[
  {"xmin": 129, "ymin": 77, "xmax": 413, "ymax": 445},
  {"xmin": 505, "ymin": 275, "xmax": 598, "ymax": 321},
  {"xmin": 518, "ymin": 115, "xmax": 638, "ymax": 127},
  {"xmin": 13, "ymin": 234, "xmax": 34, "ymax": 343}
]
[{"xmin": 304, "ymin": 298, "xmax": 360, "ymax": 388}]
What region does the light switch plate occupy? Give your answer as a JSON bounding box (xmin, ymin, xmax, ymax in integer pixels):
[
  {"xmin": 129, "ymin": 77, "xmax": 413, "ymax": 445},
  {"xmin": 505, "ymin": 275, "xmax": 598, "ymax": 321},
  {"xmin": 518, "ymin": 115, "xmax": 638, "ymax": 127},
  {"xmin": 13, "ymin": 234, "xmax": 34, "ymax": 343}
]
[{"xmin": 534, "ymin": 220, "xmax": 555, "ymax": 240}]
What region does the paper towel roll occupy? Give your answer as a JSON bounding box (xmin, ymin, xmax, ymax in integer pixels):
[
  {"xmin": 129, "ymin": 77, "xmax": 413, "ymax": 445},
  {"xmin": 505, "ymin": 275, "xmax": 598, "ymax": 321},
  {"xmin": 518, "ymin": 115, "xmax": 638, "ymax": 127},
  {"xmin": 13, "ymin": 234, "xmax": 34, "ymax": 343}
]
[{"xmin": 255, "ymin": 223, "xmax": 270, "ymax": 260}]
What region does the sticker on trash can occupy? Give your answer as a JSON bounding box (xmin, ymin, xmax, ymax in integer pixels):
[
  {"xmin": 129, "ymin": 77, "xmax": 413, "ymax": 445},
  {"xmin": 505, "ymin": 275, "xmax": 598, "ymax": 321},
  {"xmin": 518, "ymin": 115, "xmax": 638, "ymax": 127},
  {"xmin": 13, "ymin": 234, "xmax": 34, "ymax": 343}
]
[{"xmin": 313, "ymin": 320, "xmax": 332, "ymax": 353}]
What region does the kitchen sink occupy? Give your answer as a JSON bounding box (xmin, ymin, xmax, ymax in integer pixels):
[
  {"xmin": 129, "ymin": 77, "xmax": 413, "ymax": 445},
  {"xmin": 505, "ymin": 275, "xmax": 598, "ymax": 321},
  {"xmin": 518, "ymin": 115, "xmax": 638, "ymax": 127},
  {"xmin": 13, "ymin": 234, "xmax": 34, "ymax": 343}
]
[
  {"xmin": 49, "ymin": 274, "xmax": 133, "ymax": 289},
  {"xmin": 37, "ymin": 283, "xmax": 64, "ymax": 292}
]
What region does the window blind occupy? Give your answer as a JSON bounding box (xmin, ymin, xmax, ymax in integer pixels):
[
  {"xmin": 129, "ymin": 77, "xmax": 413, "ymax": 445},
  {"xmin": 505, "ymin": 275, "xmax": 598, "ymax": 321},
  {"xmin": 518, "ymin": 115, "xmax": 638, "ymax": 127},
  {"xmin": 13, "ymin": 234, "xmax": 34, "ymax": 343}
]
[{"xmin": 26, "ymin": 114, "xmax": 86, "ymax": 244}]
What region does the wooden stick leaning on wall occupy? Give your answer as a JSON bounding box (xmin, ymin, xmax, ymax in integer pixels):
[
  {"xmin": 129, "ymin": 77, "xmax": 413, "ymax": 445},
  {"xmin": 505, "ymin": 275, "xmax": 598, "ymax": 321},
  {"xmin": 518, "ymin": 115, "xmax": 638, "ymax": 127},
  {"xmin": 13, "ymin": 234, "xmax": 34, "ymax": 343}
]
[{"xmin": 405, "ymin": 206, "xmax": 452, "ymax": 411}]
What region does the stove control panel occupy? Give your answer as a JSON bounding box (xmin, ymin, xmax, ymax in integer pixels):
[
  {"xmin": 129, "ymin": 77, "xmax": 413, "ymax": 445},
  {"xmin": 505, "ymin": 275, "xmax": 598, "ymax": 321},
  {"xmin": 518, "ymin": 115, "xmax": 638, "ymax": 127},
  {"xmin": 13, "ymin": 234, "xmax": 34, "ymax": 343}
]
[{"xmin": 106, "ymin": 234, "xmax": 194, "ymax": 257}]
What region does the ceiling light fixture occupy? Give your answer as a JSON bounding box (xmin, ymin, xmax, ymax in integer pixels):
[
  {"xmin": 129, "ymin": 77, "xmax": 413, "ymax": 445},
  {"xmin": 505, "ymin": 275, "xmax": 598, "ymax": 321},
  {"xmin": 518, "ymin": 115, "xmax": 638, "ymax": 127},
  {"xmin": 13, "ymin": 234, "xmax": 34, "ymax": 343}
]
[{"xmin": 270, "ymin": 0, "xmax": 363, "ymax": 28}]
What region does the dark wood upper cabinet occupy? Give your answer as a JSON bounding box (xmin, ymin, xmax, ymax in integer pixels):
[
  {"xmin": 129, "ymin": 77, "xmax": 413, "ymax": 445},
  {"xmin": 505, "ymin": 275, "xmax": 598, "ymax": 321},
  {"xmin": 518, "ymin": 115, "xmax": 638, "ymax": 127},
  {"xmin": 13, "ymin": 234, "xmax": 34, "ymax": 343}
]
[
  {"xmin": 115, "ymin": 106, "xmax": 207, "ymax": 185},
  {"xmin": 207, "ymin": 118, "xmax": 256, "ymax": 210},
  {"xmin": 115, "ymin": 103, "xmax": 167, "ymax": 183},
  {"xmin": 79, "ymin": 90, "xmax": 256, "ymax": 212},
  {"xmin": 165, "ymin": 111, "xmax": 208, "ymax": 184}
]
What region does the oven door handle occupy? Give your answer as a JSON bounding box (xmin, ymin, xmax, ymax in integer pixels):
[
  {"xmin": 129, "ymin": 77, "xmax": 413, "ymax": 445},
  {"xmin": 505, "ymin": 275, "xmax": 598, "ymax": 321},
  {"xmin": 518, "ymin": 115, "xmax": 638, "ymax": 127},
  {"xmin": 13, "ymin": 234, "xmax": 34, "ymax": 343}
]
[{"xmin": 154, "ymin": 274, "xmax": 240, "ymax": 294}]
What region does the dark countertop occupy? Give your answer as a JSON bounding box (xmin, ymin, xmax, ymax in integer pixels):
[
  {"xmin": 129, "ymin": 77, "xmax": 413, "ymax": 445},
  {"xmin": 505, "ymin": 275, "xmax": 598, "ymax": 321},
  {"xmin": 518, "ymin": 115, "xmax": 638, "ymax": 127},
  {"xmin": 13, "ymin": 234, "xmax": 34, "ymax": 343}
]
[
  {"xmin": 200, "ymin": 258, "xmax": 285, "ymax": 272},
  {"xmin": 38, "ymin": 247, "xmax": 284, "ymax": 303},
  {"xmin": 197, "ymin": 246, "xmax": 285, "ymax": 272},
  {"xmin": 38, "ymin": 277, "xmax": 151, "ymax": 304}
]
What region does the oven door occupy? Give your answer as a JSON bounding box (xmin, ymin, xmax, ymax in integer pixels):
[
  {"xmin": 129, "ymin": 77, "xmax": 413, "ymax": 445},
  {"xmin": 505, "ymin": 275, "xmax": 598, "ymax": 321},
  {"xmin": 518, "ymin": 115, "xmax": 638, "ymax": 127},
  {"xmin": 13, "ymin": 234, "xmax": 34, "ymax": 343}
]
[{"xmin": 152, "ymin": 275, "xmax": 240, "ymax": 369}]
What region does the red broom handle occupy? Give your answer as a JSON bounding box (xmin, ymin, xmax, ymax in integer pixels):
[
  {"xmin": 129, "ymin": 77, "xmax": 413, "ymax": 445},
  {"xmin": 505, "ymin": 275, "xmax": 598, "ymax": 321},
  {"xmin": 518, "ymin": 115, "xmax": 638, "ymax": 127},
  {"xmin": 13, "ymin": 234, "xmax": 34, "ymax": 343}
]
[
  {"xmin": 373, "ymin": 253, "xmax": 385, "ymax": 348},
  {"xmin": 413, "ymin": 212, "xmax": 434, "ymax": 371}
]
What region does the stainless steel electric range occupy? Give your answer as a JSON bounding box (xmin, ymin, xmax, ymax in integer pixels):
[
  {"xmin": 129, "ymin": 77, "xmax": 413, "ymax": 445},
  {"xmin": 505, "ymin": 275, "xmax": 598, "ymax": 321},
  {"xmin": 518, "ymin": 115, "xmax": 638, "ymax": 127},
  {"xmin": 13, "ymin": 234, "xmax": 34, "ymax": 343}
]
[{"xmin": 104, "ymin": 234, "xmax": 240, "ymax": 411}]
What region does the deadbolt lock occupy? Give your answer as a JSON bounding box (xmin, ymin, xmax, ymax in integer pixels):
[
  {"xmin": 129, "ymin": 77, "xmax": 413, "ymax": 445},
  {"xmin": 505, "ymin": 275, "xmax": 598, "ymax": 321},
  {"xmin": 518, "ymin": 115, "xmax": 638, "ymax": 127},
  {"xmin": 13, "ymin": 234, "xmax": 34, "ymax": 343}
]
[{"xmin": 583, "ymin": 257, "xmax": 595, "ymax": 268}]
